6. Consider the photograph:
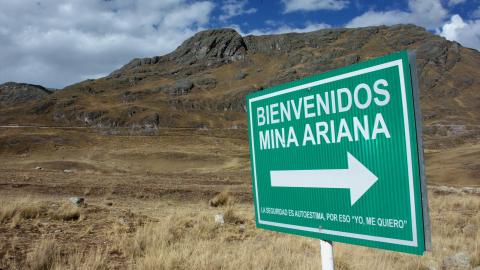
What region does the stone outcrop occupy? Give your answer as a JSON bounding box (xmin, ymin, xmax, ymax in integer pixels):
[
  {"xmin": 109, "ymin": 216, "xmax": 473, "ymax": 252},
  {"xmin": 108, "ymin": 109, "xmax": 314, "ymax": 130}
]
[
  {"xmin": 168, "ymin": 28, "xmax": 247, "ymax": 64},
  {"xmin": 0, "ymin": 82, "xmax": 52, "ymax": 103}
]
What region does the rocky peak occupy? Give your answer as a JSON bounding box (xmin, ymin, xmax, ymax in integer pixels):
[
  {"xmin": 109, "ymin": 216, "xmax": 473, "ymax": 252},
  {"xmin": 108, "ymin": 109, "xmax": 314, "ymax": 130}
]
[
  {"xmin": 169, "ymin": 28, "xmax": 247, "ymax": 64},
  {"xmin": 112, "ymin": 28, "xmax": 247, "ymax": 75},
  {"xmin": 0, "ymin": 82, "xmax": 52, "ymax": 103}
]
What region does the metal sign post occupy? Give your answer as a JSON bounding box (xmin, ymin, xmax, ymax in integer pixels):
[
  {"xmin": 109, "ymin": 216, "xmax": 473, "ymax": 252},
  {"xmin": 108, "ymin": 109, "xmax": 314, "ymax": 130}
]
[{"xmin": 320, "ymin": 240, "xmax": 334, "ymax": 270}]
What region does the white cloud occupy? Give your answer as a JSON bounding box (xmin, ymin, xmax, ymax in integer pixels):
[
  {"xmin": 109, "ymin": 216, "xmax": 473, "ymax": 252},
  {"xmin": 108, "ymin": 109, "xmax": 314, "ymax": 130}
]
[
  {"xmin": 274, "ymin": 23, "xmax": 332, "ymax": 34},
  {"xmin": 439, "ymin": 14, "xmax": 467, "ymax": 40},
  {"xmin": 345, "ymin": 0, "xmax": 480, "ymax": 51},
  {"xmin": 236, "ymin": 22, "xmax": 331, "ymax": 36},
  {"xmin": 282, "ymin": 0, "xmax": 348, "ymax": 13},
  {"xmin": 219, "ymin": 0, "xmax": 257, "ymax": 21},
  {"xmin": 439, "ymin": 14, "xmax": 480, "ymax": 50},
  {"xmin": 346, "ymin": 0, "xmax": 448, "ymax": 30},
  {"xmin": 448, "ymin": 0, "xmax": 467, "ymax": 6},
  {"xmin": 0, "ymin": 0, "xmax": 215, "ymax": 88}
]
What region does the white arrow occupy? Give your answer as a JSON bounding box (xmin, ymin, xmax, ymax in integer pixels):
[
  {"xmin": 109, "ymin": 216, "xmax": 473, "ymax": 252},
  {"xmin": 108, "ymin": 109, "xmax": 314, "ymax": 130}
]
[{"xmin": 270, "ymin": 152, "xmax": 378, "ymax": 206}]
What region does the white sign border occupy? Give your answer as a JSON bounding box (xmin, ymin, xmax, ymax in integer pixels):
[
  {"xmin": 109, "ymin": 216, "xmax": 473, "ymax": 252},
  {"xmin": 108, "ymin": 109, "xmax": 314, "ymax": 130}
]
[{"xmin": 248, "ymin": 59, "xmax": 419, "ymax": 247}]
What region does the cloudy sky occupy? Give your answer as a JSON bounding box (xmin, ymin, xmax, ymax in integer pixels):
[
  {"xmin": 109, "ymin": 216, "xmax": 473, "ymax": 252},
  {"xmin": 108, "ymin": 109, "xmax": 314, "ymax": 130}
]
[{"xmin": 1, "ymin": 0, "xmax": 479, "ymax": 88}]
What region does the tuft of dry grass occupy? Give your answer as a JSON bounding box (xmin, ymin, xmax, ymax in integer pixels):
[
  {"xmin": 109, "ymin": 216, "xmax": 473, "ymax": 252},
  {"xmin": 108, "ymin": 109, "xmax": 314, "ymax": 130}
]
[
  {"xmin": 209, "ymin": 189, "xmax": 234, "ymax": 207},
  {"xmin": 0, "ymin": 198, "xmax": 83, "ymax": 225},
  {"xmin": 223, "ymin": 206, "xmax": 245, "ymax": 225},
  {"xmin": 26, "ymin": 238, "xmax": 58, "ymax": 270},
  {"xmin": 49, "ymin": 203, "xmax": 81, "ymax": 221},
  {"xmin": 0, "ymin": 198, "xmax": 44, "ymax": 223},
  {"xmin": 25, "ymin": 237, "xmax": 107, "ymax": 270},
  {"xmin": 54, "ymin": 248, "xmax": 107, "ymax": 270}
]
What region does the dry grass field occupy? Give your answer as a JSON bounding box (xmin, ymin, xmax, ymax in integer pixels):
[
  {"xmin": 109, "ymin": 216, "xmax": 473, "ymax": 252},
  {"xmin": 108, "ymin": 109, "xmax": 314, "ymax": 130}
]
[
  {"xmin": 0, "ymin": 127, "xmax": 479, "ymax": 269},
  {"xmin": 0, "ymin": 191, "xmax": 479, "ymax": 270}
]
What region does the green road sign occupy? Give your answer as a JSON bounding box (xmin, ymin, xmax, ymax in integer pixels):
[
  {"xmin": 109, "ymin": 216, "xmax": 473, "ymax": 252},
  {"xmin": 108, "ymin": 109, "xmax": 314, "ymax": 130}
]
[{"xmin": 246, "ymin": 51, "xmax": 431, "ymax": 255}]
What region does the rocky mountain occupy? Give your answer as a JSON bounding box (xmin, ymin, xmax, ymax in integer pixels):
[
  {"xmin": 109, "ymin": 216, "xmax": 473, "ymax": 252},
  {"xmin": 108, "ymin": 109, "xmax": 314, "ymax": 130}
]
[{"xmin": 0, "ymin": 25, "xmax": 478, "ymax": 146}]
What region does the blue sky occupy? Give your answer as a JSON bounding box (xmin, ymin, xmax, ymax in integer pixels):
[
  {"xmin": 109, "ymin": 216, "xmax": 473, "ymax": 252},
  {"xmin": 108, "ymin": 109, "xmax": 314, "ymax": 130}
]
[
  {"xmin": 211, "ymin": 0, "xmax": 479, "ymax": 34},
  {"xmin": 0, "ymin": 0, "xmax": 479, "ymax": 88}
]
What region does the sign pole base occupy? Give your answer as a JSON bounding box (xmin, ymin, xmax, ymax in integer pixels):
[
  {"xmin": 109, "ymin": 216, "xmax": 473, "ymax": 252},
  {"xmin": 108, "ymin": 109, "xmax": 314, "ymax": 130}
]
[{"xmin": 320, "ymin": 240, "xmax": 334, "ymax": 270}]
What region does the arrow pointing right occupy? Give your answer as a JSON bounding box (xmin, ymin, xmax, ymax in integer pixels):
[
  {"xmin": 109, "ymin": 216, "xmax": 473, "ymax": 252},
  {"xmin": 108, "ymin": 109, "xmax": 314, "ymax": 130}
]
[{"xmin": 270, "ymin": 152, "xmax": 378, "ymax": 206}]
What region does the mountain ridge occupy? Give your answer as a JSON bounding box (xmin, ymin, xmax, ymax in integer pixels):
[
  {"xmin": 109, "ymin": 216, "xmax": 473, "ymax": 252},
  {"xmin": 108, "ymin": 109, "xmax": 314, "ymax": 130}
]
[{"xmin": 0, "ymin": 24, "xmax": 478, "ymax": 147}]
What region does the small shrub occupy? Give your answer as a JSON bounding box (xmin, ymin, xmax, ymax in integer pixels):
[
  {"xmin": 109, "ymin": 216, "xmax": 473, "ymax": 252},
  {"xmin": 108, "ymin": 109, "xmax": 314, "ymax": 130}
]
[
  {"xmin": 209, "ymin": 190, "xmax": 234, "ymax": 207},
  {"xmin": 223, "ymin": 207, "xmax": 245, "ymax": 225}
]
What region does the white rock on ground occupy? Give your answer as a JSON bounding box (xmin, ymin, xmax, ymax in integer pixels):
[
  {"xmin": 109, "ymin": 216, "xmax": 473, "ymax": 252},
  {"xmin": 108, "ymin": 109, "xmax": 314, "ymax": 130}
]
[
  {"xmin": 443, "ymin": 251, "xmax": 470, "ymax": 269},
  {"xmin": 214, "ymin": 213, "xmax": 224, "ymax": 225},
  {"xmin": 69, "ymin": 197, "xmax": 84, "ymax": 206}
]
